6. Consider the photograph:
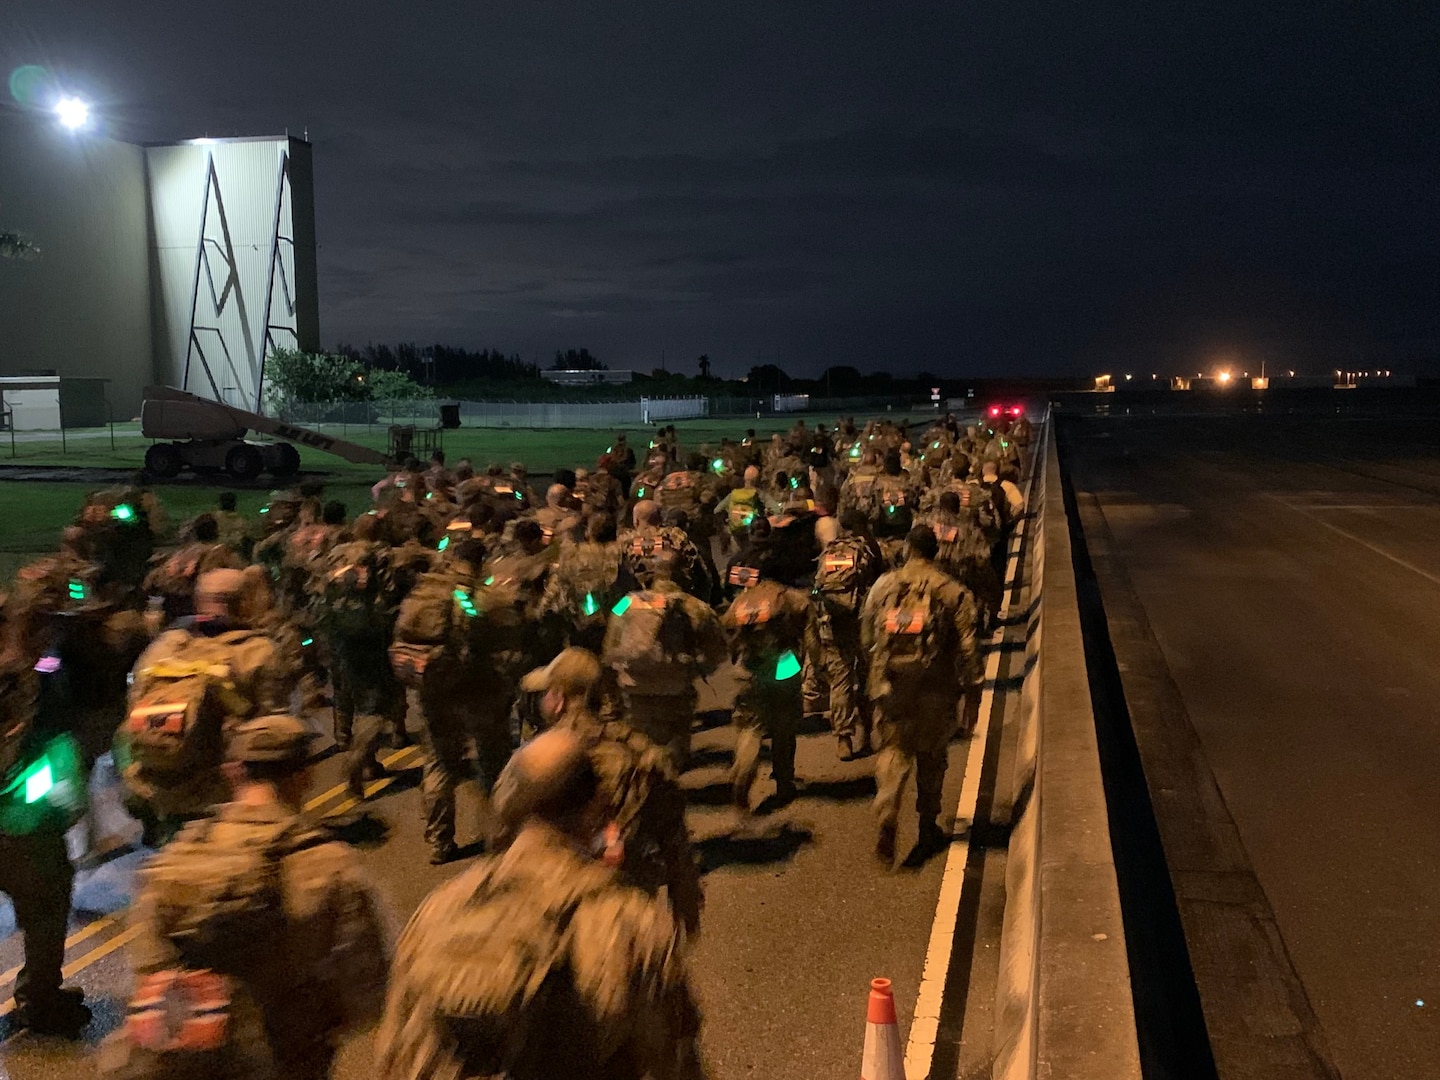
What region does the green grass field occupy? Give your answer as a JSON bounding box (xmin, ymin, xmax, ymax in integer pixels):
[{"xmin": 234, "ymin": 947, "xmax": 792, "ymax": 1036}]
[{"xmin": 0, "ymin": 416, "xmax": 809, "ymax": 580}]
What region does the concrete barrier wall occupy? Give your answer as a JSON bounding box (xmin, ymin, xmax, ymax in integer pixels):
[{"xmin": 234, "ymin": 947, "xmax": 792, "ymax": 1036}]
[{"xmin": 993, "ymin": 413, "xmax": 1141, "ymax": 1080}]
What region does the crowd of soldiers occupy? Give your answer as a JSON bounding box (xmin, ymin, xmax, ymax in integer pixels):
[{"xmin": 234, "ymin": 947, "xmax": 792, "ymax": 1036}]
[{"xmin": 0, "ymin": 408, "xmax": 1029, "ymax": 1077}]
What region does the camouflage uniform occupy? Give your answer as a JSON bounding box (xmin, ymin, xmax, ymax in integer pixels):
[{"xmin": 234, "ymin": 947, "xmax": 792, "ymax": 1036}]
[
  {"xmin": 110, "ymin": 799, "xmax": 389, "ymax": 1079},
  {"xmin": 601, "ymin": 580, "xmax": 727, "ymax": 773},
  {"xmin": 375, "ymin": 824, "xmax": 706, "ymax": 1080},
  {"xmin": 723, "ymin": 580, "xmax": 811, "ymax": 808},
  {"xmin": 860, "ymin": 554, "xmax": 980, "ymax": 851},
  {"xmin": 802, "ymin": 532, "xmax": 883, "ymax": 757}
]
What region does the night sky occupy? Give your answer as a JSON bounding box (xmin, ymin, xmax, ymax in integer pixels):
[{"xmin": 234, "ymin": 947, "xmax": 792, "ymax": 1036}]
[{"xmin": 4, "ymin": 1, "xmax": 1436, "ymax": 378}]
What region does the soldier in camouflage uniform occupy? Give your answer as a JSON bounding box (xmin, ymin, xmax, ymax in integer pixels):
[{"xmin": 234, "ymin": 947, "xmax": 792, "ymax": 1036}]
[
  {"xmin": 802, "ymin": 510, "xmax": 884, "ymax": 760},
  {"xmin": 375, "ymin": 729, "xmax": 707, "ymax": 1080},
  {"xmin": 538, "ymin": 513, "xmax": 632, "ymax": 653},
  {"xmin": 395, "ymin": 539, "xmax": 524, "ymax": 864},
  {"xmin": 601, "ymin": 551, "xmax": 727, "ymax": 774},
  {"xmin": 516, "ymin": 647, "xmax": 702, "ymax": 936},
  {"xmin": 104, "ymin": 714, "xmax": 389, "ymax": 1080},
  {"xmin": 722, "ymin": 576, "xmax": 811, "ymax": 810},
  {"xmin": 621, "ymin": 499, "xmax": 712, "ymax": 602},
  {"xmin": 861, "ymin": 526, "xmax": 981, "ymax": 864}
]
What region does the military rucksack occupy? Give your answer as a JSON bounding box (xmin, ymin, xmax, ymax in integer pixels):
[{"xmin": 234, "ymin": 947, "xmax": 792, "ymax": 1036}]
[
  {"xmin": 721, "ymin": 581, "xmax": 806, "ymax": 676},
  {"xmin": 875, "ymin": 575, "xmax": 953, "ymax": 681},
  {"xmin": 315, "ymin": 540, "xmax": 391, "ymax": 638},
  {"xmin": 605, "ymin": 591, "xmax": 700, "ymax": 695},
  {"xmin": 390, "ymin": 569, "xmax": 521, "ymax": 685},
  {"xmin": 813, "ymin": 536, "xmax": 880, "ymax": 612},
  {"xmin": 116, "ymin": 817, "xmax": 329, "ymax": 1065},
  {"xmin": 125, "ymin": 630, "xmax": 274, "ymax": 776},
  {"xmin": 411, "ymin": 860, "xmax": 611, "ymax": 1077},
  {"xmin": 657, "ymin": 470, "xmax": 700, "ymax": 516},
  {"xmin": 541, "ymin": 543, "xmax": 630, "ymax": 632}
]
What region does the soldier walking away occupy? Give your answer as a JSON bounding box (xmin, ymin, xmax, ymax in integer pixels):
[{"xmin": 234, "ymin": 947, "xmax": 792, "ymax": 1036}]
[
  {"xmin": 601, "ymin": 551, "xmax": 727, "ymax": 774},
  {"xmin": 101, "ymin": 714, "xmax": 389, "ymax": 1080},
  {"xmin": 390, "ymin": 538, "xmax": 524, "ymax": 864},
  {"xmin": 117, "ymin": 568, "xmax": 293, "ymax": 847},
  {"xmin": 804, "ymin": 510, "xmax": 884, "ymax": 760},
  {"xmin": 861, "ymin": 526, "xmax": 981, "ymax": 865},
  {"xmin": 375, "ymin": 729, "xmax": 708, "ymax": 1080},
  {"xmin": 722, "ymin": 576, "xmax": 811, "ymax": 810},
  {"xmin": 0, "ymin": 660, "xmax": 92, "ymax": 1037},
  {"xmin": 517, "ymin": 647, "xmax": 703, "ymax": 936}
]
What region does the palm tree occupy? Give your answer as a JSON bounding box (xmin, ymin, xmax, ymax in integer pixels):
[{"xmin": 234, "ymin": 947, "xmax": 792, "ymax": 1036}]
[{"xmin": 697, "ymin": 354, "xmax": 711, "ymax": 379}]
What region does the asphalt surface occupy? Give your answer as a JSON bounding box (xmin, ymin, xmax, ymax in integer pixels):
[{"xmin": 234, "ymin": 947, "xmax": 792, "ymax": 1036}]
[
  {"xmin": 1059, "ymin": 410, "xmax": 1440, "ymax": 1080},
  {"xmin": 0, "ymin": 505, "xmax": 1035, "ymax": 1079}
]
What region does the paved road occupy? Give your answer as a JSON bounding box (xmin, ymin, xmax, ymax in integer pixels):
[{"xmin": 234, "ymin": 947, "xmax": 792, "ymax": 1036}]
[
  {"xmin": 0, "ymin": 522, "xmax": 1035, "ymax": 1079},
  {"xmin": 1060, "ymin": 411, "xmax": 1440, "ymax": 1080}
]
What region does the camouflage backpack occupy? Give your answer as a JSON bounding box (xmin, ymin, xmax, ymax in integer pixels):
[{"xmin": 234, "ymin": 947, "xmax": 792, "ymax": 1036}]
[
  {"xmin": 721, "ymin": 581, "xmax": 806, "ymax": 676},
  {"xmin": 541, "ymin": 543, "xmax": 630, "ymax": 632},
  {"xmin": 390, "ymin": 569, "xmax": 521, "ymax": 685},
  {"xmin": 125, "ymin": 630, "xmax": 274, "ymax": 776},
  {"xmin": 604, "ymin": 591, "xmax": 700, "ymax": 695},
  {"xmin": 117, "ymin": 817, "xmax": 329, "ymax": 1064},
  {"xmin": 406, "ymin": 859, "xmax": 612, "ymax": 1076},
  {"xmin": 315, "ymin": 540, "xmax": 391, "ymax": 638},
  {"xmin": 813, "ymin": 536, "xmax": 881, "ymax": 613},
  {"xmin": 657, "ymin": 470, "xmax": 701, "ymax": 516},
  {"xmin": 874, "ymin": 575, "xmax": 953, "ymax": 682}
]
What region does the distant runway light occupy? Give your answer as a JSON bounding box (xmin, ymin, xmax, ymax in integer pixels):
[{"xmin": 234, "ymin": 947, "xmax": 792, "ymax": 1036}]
[{"xmin": 54, "ymin": 95, "xmax": 89, "ymax": 130}]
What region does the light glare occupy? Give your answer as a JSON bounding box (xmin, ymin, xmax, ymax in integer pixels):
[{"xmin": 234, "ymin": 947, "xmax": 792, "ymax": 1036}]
[{"xmin": 54, "ymin": 96, "xmax": 89, "ymax": 130}]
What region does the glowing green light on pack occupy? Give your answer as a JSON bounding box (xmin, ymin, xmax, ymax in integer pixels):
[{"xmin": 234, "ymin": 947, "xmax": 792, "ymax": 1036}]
[
  {"xmin": 886, "ymin": 505, "xmax": 896, "ymax": 514},
  {"xmin": 514, "ymin": 490, "xmax": 524, "ymax": 500},
  {"xmin": 426, "ymin": 491, "xmax": 435, "ymax": 500},
  {"xmin": 259, "ymin": 506, "xmax": 270, "ymax": 514},
  {"xmin": 932, "ymin": 441, "xmax": 941, "ymax": 449},
  {"xmin": 849, "ymin": 445, "xmax": 861, "ymax": 458},
  {"xmin": 110, "ymin": 503, "xmax": 136, "ymax": 523},
  {"xmin": 583, "ymin": 593, "xmax": 598, "ymax": 616},
  {"xmin": 483, "ymin": 575, "xmax": 495, "ymax": 586},
  {"xmin": 648, "ymin": 440, "xmax": 656, "ymax": 449},
  {"xmin": 437, "ymin": 535, "xmax": 450, "ymax": 552},
  {"xmin": 789, "ymin": 476, "xmax": 799, "ymax": 489},
  {"xmin": 300, "ymin": 637, "xmax": 314, "ymax": 647},
  {"xmin": 66, "ymin": 579, "xmax": 86, "ymax": 601},
  {"xmin": 744, "ymin": 512, "xmax": 754, "ymax": 526},
  {"xmin": 611, "ymin": 595, "xmax": 633, "ymax": 617},
  {"xmin": 713, "ymin": 458, "xmax": 725, "ymax": 473},
  {"xmin": 637, "ymin": 487, "xmax": 646, "ymax": 498},
  {"xmin": 23, "ymin": 761, "xmax": 53, "ymax": 804},
  {"xmin": 775, "ymin": 650, "xmax": 801, "ymax": 681},
  {"xmin": 1001, "ymin": 439, "xmax": 1010, "ymax": 449},
  {"xmin": 453, "ymin": 588, "xmax": 479, "ymax": 618},
  {"xmin": 606, "ymin": 446, "xmax": 613, "ymax": 454}
]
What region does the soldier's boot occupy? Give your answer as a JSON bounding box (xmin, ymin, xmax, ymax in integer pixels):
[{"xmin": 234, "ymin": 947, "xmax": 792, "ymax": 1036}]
[
  {"xmin": 770, "ymin": 725, "xmax": 798, "ymax": 806},
  {"xmin": 917, "ymin": 818, "xmax": 949, "ymax": 855},
  {"xmin": 15, "ymin": 988, "xmax": 90, "ymax": 1037}
]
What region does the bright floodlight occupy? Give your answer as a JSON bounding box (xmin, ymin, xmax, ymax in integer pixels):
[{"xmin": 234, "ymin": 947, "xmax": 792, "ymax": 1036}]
[
  {"xmin": 1218, "ymin": 371, "xmax": 1232, "ymax": 384},
  {"xmin": 54, "ymin": 96, "xmax": 90, "ymax": 130}
]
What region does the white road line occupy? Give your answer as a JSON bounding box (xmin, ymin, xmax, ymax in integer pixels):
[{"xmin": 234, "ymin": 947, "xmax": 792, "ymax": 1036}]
[
  {"xmin": 905, "ymin": 440, "xmax": 1039, "ymax": 1080},
  {"xmin": 1271, "ymin": 495, "xmax": 1440, "ymax": 589}
]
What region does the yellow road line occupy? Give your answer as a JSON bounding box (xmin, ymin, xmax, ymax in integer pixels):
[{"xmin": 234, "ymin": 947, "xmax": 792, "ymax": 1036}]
[
  {"xmin": 0, "ymin": 743, "xmax": 424, "ymax": 1016},
  {"xmin": 0, "ymin": 914, "xmax": 122, "ymax": 990},
  {"xmin": 303, "ymin": 744, "xmax": 418, "ymax": 813}
]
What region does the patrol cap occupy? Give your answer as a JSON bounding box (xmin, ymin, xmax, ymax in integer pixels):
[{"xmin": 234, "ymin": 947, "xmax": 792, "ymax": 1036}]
[
  {"xmin": 227, "ymin": 714, "xmax": 320, "ymax": 765},
  {"xmin": 814, "ymin": 515, "xmax": 840, "ymax": 546},
  {"xmin": 520, "ymin": 647, "xmax": 602, "ymax": 696},
  {"xmin": 493, "ymin": 729, "xmax": 599, "ymax": 834},
  {"xmin": 195, "ymin": 568, "xmax": 247, "ymax": 603}
]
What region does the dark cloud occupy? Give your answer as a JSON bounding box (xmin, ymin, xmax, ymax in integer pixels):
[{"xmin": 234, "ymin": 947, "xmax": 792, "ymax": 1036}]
[{"xmin": 4, "ymin": 0, "xmax": 1437, "ymax": 375}]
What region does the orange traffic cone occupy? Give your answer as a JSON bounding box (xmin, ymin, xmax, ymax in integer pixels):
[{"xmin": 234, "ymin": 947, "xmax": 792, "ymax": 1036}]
[{"xmin": 861, "ymin": 977, "xmax": 905, "ymax": 1080}]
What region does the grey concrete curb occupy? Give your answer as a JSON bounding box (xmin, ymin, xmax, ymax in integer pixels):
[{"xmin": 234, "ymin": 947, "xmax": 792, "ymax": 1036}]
[{"xmin": 993, "ymin": 414, "xmax": 1142, "ymax": 1080}]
